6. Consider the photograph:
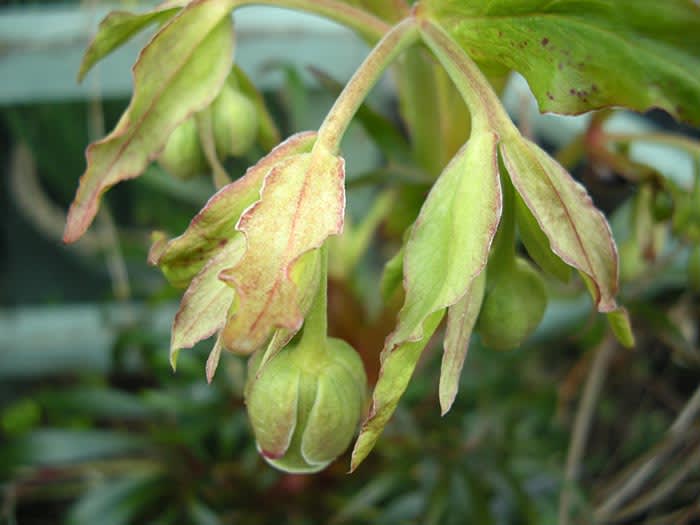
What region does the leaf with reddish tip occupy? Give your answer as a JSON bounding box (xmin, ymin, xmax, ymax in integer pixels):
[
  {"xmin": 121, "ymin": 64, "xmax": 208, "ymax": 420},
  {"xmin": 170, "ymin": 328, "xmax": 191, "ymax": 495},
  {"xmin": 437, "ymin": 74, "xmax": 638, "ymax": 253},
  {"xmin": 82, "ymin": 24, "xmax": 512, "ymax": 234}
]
[
  {"xmin": 205, "ymin": 334, "xmax": 224, "ymax": 383},
  {"xmin": 425, "ymin": 0, "xmax": 700, "ymax": 124},
  {"xmin": 439, "ymin": 270, "xmax": 485, "ymax": 416},
  {"xmin": 64, "ymin": 0, "xmax": 235, "ymax": 244},
  {"xmin": 169, "ymin": 235, "xmax": 245, "ymax": 369},
  {"xmin": 500, "ymin": 137, "xmax": 619, "ymax": 312},
  {"xmin": 350, "ymin": 309, "xmax": 444, "ymax": 471},
  {"xmin": 149, "ymin": 132, "xmax": 317, "ymax": 288},
  {"xmin": 219, "ymin": 145, "xmax": 345, "ymax": 355},
  {"xmin": 78, "ymin": 5, "xmax": 182, "ymax": 82}
]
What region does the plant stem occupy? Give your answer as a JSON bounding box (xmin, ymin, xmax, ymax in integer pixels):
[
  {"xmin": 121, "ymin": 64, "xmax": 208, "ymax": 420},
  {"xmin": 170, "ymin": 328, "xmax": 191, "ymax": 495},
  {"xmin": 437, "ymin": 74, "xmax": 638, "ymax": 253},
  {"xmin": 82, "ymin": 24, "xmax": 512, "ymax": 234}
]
[
  {"xmin": 231, "ymin": 0, "xmax": 390, "ymax": 43},
  {"xmin": 316, "ymin": 18, "xmax": 420, "ymax": 153},
  {"xmin": 299, "ymin": 244, "xmax": 329, "ymax": 356},
  {"xmin": 603, "ymin": 132, "xmax": 700, "ymax": 159},
  {"xmin": 417, "ymin": 17, "xmax": 513, "ymax": 134},
  {"xmin": 559, "ymin": 337, "xmax": 617, "ymax": 525}
]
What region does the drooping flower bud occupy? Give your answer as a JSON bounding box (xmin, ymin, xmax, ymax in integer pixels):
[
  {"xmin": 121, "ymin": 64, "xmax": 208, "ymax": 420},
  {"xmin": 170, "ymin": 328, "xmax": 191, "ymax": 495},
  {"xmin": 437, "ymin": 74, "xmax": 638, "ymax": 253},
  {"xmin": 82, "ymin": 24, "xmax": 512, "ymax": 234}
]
[
  {"xmin": 245, "ymin": 336, "xmax": 367, "ymax": 474},
  {"xmin": 476, "ymin": 257, "xmax": 547, "ymax": 350},
  {"xmin": 158, "ymin": 117, "xmax": 207, "ymax": 179},
  {"xmin": 212, "ymin": 83, "xmax": 259, "ymax": 158}
]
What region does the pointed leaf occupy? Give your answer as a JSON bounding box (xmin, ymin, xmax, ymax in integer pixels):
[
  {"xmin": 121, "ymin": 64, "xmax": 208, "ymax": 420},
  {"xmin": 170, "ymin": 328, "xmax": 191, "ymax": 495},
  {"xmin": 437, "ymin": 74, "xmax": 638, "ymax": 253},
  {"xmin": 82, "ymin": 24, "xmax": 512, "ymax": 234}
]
[
  {"xmin": 425, "ymin": 0, "xmax": 700, "ymax": 124},
  {"xmin": 219, "ymin": 145, "xmax": 345, "ymax": 354},
  {"xmin": 387, "ymin": 130, "xmax": 501, "ymax": 353},
  {"xmin": 500, "ymin": 137, "xmax": 619, "ymax": 312},
  {"xmin": 607, "ymin": 307, "xmax": 635, "ymax": 348},
  {"xmin": 64, "ymin": 0, "xmax": 235, "ymax": 243},
  {"xmin": 439, "ymin": 270, "xmax": 485, "ymax": 415},
  {"xmin": 205, "ymin": 334, "xmax": 224, "ymax": 383},
  {"xmin": 149, "ymin": 132, "xmax": 316, "ymax": 287},
  {"xmin": 350, "ymin": 309, "xmax": 444, "ymax": 471},
  {"xmin": 169, "ymin": 235, "xmax": 244, "ymax": 369},
  {"xmin": 78, "ymin": 5, "xmax": 181, "ymax": 82}
]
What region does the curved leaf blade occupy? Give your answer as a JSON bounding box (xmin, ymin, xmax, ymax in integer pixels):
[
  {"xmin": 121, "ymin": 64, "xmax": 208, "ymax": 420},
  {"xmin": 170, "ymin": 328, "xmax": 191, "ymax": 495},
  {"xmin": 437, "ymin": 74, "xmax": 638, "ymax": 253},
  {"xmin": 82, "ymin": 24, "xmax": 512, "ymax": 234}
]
[
  {"xmin": 64, "ymin": 0, "xmax": 235, "ymax": 243},
  {"xmin": 439, "ymin": 270, "xmax": 486, "ymax": 415},
  {"xmin": 425, "ymin": 0, "xmax": 700, "ymax": 124},
  {"xmin": 78, "ymin": 5, "xmax": 181, "ymax": 82},
  {"xmin": 149, "ymin": 132, "xmax": 316, "ymax": 288},
  {"xmin": 500, "ymin": 137, "xmax": 619, "ymax": 312},
  {"xmin": 219, "ymin": 146, "xmax": 345, "ymax": 355}
]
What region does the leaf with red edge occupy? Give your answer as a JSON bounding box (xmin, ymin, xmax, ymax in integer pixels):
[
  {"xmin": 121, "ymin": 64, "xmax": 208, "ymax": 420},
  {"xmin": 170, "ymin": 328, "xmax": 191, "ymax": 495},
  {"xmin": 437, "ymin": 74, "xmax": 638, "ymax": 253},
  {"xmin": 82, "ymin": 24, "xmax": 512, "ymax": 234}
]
[
  {"xmin": 500, "ymin": 136, "xmax": 619, "ymax": 312},
  {"xmin": 439, "ymin": 270, "xmax": 486, "ymax": 415},
  {"xmin": 169, "ymin": 234, "xmax": 245, "ymax": 369},
  {"xmin": 219, "ymin": 145, "xmax": 345, "ymax": 355},
  {"xmin": 64, "ymin": 0, "xmax": 235, "ymax": 243},
  {"xmin": 149, "ymin": 132, "xmax": 316, "ymax": 288}
]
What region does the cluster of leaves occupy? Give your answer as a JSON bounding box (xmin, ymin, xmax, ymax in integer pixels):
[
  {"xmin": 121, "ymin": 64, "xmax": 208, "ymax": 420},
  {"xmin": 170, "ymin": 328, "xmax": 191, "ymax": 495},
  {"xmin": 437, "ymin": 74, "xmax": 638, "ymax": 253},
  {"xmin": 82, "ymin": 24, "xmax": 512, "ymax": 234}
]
[{"xmin": 3, "ymin": 0, "xmax": 700, "ymax": 521}]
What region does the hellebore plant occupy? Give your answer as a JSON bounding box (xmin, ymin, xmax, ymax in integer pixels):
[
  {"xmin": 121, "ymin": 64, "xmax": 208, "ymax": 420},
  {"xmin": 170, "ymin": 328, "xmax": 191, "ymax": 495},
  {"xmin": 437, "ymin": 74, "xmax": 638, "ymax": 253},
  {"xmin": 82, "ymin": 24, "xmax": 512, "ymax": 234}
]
[{"xmin": 64, "ymin": 0, "xmax": 700, "ymax": 472}]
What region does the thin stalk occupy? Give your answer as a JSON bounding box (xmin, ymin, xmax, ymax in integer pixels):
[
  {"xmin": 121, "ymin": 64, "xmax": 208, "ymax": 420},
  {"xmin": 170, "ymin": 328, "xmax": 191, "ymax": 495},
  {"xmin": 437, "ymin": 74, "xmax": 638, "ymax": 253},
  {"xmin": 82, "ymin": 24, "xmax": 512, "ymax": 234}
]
[
  {"xmin": 603, "ymin": 132, "xmax": 700, "ymax": 159},
  {"xmin": 316, "ymin": 18, "xmax": 419, "ymax": 152},
  {"xmin": 231, "ymin": 0, "xmax": 390, "ymax": 43},
  {"xmin": 559, "ymin": 337, "xmax": 617, "ymax": 525},
  {"xmin": 417, "ymin": 17, "xmax": 513, "ymax": 134},
  {"xmin": 298, "ymin": 244, "xmax": 329, "ymax": 358}
]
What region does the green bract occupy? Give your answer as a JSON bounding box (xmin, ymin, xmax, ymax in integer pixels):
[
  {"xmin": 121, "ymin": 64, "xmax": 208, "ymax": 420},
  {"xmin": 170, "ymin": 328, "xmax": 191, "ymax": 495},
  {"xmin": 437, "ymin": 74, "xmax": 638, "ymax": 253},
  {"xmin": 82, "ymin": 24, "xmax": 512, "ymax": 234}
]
[
  {"xmin": 212, "ymin": 83, "xmax": 259, "ymax": 158},
  {"xmin": 245, "ymin": 337, "xmax": 367, "ymax": 474},
  {"xmin": 476, "ymin": 258, "xmax": 547, "ymax": 351},
  {"xmin": 158, "ymin": 117, "xmax": 207, "ymax": 179}
]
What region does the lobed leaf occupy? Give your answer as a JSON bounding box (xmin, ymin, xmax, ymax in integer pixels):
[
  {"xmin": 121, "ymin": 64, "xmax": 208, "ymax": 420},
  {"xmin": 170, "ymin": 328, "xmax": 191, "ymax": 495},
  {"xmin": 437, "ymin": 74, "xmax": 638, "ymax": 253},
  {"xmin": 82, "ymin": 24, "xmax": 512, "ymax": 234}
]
[
  {"xmin": 425, "ymin": 0, "xmax": 700, "ymax": 124},
  {"xmin": 500, "ymin": 136, "xmax": 619, "ymax": 312},
  {"xmin": 149, "ymin": 132, "xmax": 316, "ymax": 288},
  {"xmin": 78, "ymin": 4, "xmax": 182, "ymax": 82},
  {"xmin": 64, "ymin": 0, "xmax": 235, "ymax": 243},
  {"xmin": 219, "ymin": 145, "xmax": 345, "ymax": 355},
  {"xmin": 439, "ymin": 270, "xmax": 486, "ymax": 415}
]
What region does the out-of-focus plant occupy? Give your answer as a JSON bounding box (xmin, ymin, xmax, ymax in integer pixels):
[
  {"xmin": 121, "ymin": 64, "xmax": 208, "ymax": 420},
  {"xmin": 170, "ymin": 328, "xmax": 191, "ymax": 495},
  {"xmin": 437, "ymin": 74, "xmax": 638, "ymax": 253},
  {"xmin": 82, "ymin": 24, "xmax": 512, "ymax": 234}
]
[{"xmin": 3, "ymin": 0, "xmax": 700, "ymax": 523}]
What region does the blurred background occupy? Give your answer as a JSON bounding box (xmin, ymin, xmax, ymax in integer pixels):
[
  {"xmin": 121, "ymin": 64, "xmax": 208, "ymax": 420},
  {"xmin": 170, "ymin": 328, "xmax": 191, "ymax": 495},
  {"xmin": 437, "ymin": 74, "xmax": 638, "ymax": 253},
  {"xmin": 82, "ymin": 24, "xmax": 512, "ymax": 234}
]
[{"xmin": 1, "ymin": 2, "xmax": 700, "ymax": 524}]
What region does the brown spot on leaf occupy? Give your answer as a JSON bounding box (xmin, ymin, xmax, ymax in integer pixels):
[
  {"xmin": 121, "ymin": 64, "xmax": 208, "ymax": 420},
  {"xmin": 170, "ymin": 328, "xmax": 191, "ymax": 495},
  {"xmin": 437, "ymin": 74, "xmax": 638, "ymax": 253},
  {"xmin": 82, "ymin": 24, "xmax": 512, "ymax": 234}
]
[
  {"xmin": 541, "ymin": 37, "xmax": 550, "ymax": 46},
  {"xmin": 547, "ymin": 92, "xmax": 554, "ymax": 100}
]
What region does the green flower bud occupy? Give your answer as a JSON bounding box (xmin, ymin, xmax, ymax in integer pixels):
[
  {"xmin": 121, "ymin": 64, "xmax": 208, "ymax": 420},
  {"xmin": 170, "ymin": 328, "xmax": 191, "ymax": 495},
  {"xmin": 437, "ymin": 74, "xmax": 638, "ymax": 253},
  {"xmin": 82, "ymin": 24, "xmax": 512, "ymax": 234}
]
[
  {"xmin": 158, "ymin": 117, "xmax": 207, "ymax": 179},
  {"xmin": 245, "ymin": 337, "xmax": 367, "ymax": 473},
  {"xmin": 477, "ymin": 257, "xmax": 547, "ymax": 351},
  {"xmin": 689, "ymin": 245, "xmax": 700, "ymax": 292},
  {"xmin": 212, "ymin": 84, "xmax": 259, "ymax": 158}
]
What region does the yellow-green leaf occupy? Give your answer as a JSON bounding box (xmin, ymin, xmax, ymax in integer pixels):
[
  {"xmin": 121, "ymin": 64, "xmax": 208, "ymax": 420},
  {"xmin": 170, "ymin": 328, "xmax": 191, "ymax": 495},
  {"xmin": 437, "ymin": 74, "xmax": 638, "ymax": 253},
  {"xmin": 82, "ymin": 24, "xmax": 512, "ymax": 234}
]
[{"xmin": 78, "ymin": 4, "xmax": 182, "ymax": 82}]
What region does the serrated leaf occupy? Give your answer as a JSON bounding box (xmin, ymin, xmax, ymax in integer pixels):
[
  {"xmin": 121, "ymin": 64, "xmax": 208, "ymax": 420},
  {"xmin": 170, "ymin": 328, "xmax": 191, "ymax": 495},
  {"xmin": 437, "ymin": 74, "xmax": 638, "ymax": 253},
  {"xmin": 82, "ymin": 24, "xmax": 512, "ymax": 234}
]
[
  {"xmin": 149, "ymin": 132, "xmax": 316, "ymax": 287},
  {"xmin": 219, "ymin": 145, "xmax": 345, "ymax": 355},
  {"xmin": 439, "ymin": 270, "xmax": 485, "ymax": 415},
  {"xmin": 607, "ymin": 307, "xmax": 635, "ymax": 348},
  {"xmin": 425, "ymin": 0, "xmax": 700, "ymax": 124},
  {"xmin": 78, "ymin": 5, "xmax": 181, "ymax": 82},
  {"xmin": 500, "ymin": 136, "xmax": 619, "ymax": 312},
  {"xmin": 169, "ymin": 235, "xmax": 244, "ymax": 369},
  {"xmin": 64, "ymin": 0, "xmax": 235, "ymax": 243},
  {"xmin": 386, "ymin": 130, "xmax": 501, "ymax": 353},
  {"xmin": 515, "ymin": 191, "xmax": 572, "ymax": 282},
  {"xmin": 350, "ymin": 309, "xmax": 444, "ymax": 471}
]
